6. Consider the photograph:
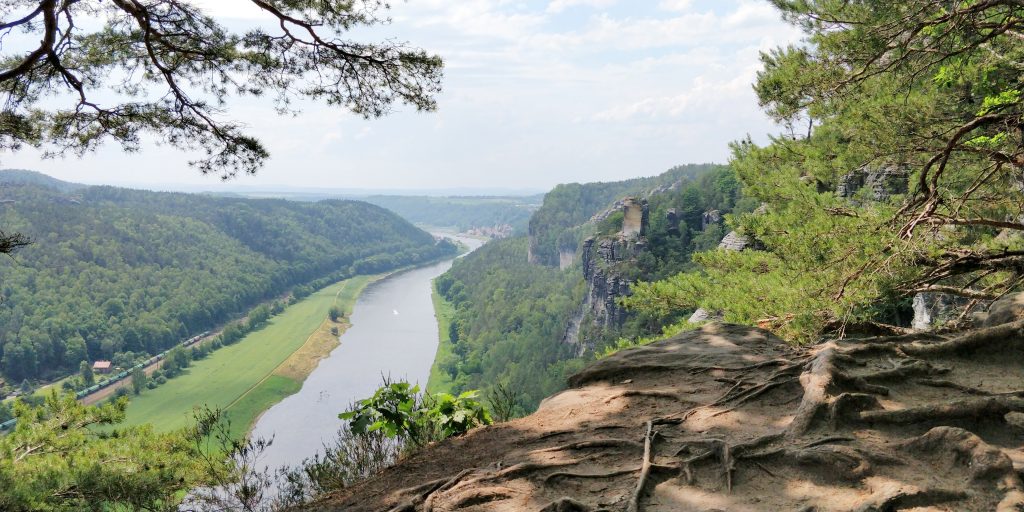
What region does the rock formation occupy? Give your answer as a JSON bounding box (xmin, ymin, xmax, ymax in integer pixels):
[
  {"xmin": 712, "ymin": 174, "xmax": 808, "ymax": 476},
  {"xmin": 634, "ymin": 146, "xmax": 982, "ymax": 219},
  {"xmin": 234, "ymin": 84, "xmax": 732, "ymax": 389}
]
[
  {"xmin": 717, "ymin": 231, "xmax": 751, "ymax": 251},
  {"xmin": 563, "ymin": 198, "xmax": 650, "ymax": 349},
  {"xmin": 835, "ymin": 164, "xmax": 909, "ymax": 201},
  {"xmin": 315, "ymin": 321, "xmax": 1024, "ymax": 512},
  {"xmin": 701, "ymin": 209, "xmax": 721, "ymax": 231}
]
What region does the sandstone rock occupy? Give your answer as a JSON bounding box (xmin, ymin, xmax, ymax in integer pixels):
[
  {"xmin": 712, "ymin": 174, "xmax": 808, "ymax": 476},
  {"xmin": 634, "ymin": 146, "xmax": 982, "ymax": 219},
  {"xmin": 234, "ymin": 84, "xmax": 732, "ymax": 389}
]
[
  {"xmin": 913, "ymin": 292, "xmax": 968, "ymax": 330},
  {"xmin": 983, "ymin": 292, "xmax": 1024, "ymax": 327},
  {"xmin": 718, "ymin": 230, "xmax": 750, "ymax": 251},
  {"xmin": 701, "ymin": 209, "xmax": 721, "ymax": 231},
  {"xmin": 687, "ymin": 308, "xmax": 722, "ymax": 323},
  {"xmin": 836, "ymin": 165, "xmax": 909, "ymax": 201}
]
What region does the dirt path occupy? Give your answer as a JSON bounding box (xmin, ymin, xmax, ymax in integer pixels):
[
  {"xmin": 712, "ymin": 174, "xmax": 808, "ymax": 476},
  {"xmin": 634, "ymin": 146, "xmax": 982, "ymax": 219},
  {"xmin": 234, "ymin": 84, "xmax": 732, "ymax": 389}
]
[{"xmin": 310, "ymin": 322, "xmax": 1024, "ymax": 511}]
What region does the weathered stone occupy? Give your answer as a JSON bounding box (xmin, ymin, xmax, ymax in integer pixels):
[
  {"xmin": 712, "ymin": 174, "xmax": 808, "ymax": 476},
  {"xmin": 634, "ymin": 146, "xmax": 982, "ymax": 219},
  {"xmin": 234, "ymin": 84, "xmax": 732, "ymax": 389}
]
[
  {"xmin": 718, "ymin": 231, "xmax": 750, "ymax": 251},
  {"xmin": 836, "ymin": 165, "xmax": 909, "ymax": 201},
  {"xmin": 983, "ymin": 292, "xmax": 1024, "ymax": 328},
  {"xmin": 666, "ymin": 208, "xmax": 680, "ymax": 235},
  {"xmin": 620, "ymin": 198, "xmax": 648, "ymax": 238},
  {"xmin": 913, "ymin": 292, "xmax": 970, "ymax": 330},
  {"xmin": 701, "ymin": 210, "xmax": 721, "ymax": 231}
]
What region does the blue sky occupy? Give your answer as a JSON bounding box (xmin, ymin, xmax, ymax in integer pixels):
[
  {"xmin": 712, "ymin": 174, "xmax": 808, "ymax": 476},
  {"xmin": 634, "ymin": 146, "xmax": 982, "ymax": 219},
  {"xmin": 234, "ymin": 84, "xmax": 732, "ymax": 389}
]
[{"xmin": 3, "ymin": 0, "xmax": 803, "ymax": 192}]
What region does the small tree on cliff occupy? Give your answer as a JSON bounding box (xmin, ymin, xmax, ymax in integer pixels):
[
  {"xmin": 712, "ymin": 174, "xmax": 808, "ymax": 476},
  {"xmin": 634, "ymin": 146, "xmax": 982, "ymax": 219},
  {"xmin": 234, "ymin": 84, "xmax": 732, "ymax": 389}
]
[{"xmin": 627, "ymin": 0, "xmax": 1024, "ymax": 340}]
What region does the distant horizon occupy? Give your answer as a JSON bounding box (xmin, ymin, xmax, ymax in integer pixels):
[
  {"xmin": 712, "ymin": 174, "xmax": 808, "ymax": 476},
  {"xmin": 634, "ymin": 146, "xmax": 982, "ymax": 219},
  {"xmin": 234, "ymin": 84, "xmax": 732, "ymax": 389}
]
[
  {"xmin": 0, "ymin": 1, "xmax": 799, "ymax": 191},
  {"xmin": 0, "ymin": 168, "xmax": 554, "ymax": 197},
  {"xmin": 3, "ymin": 164, "xmax": 725, "ymax": 198}
]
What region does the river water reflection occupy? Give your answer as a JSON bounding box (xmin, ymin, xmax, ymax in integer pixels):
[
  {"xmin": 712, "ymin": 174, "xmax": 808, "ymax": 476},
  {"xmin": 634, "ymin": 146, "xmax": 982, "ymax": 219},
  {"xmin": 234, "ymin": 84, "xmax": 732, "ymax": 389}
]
[{"xmin": 250, "ymin": 234, "xmax": 483, "ymax": 469}]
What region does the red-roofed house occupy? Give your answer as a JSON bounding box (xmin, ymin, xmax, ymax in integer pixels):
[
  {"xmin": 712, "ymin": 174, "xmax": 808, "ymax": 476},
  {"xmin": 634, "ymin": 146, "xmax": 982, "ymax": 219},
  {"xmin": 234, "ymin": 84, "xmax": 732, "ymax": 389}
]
[{"xmin": 92, "ymin": 360, "xmax": 112, "ymax": 374}]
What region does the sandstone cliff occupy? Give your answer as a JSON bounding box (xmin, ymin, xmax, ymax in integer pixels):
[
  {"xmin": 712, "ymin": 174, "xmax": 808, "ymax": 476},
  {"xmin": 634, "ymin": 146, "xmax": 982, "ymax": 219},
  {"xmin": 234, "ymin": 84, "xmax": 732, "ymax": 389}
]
[{"xmin": 311, "ymin": 321, "xmax": 1024, "ymax": 511}]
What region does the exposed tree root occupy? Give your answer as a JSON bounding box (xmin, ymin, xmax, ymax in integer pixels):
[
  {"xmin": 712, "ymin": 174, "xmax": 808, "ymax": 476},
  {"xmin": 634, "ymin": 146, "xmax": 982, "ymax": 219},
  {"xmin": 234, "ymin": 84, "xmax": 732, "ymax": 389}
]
[
  {"xmin": 855, "ymin": 359, "xmax": 950, "ymax": 381},
  {"xmin": 389, "ymin": 469, "xmax": 476, "ymax": 512},
  {"xmin": 543, "ymin": 467, "xmax": 640, "ymax": 485},
  {"xmin": 859, "ymin": 396, "xmax": 1024, "ymax": 425},
  {"xmin": 445, "ymin": 486, "xmax": 516, "ymax": 509},
  {"xmin": 603, "ymin": 389, "xmax": 684, "ymax": 403},
  {"xmin": 626, "ymin": 421, "xmax": 656, "ymax": 512},
  {"xmin": 899, "ymin": 318, "xmax": 1024, "ymax": 357},
  {"xmin": 786, "ymin": 345, "xmax": 842, "ymax": 438},
  {"xmin": 530, "ymin": 439, "xmax": 644, "ymax": 455},
  {"xmin": 854, "ymin": 488, "xmax": 968, "ymax": 512},
  {"xmin": 687, "ymin": 359, "xmax": 795, "ymax": 375},
  {"xmin": 917, "ymin": 378, "xmax": 1024, "ymax": 397}
]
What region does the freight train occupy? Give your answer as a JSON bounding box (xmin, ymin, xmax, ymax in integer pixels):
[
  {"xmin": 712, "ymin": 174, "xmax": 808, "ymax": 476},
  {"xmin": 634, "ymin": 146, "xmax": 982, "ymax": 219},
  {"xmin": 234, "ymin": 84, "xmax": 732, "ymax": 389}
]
[{"xmin": 0, "ymin": 331, "xmax": 210, "ymax": 432}]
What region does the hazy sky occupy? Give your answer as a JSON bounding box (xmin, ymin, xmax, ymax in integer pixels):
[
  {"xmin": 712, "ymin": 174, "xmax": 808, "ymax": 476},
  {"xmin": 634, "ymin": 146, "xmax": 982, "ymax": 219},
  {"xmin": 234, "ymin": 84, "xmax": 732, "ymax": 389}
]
[{"xmin": 3, "ymin": 0, "xmax": 803, "ymax": 192}]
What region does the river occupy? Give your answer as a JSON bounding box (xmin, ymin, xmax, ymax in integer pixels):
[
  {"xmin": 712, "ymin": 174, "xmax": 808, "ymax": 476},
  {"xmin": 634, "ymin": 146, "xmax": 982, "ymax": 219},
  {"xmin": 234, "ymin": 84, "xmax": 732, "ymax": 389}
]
[{"xmin": 250, "ymin": 234, "xmax": 484, "ymax": 470}]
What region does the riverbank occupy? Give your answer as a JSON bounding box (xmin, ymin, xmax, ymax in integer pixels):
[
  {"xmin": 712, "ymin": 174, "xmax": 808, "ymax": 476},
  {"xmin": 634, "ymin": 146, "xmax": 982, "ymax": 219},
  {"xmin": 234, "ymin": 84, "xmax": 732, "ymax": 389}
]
[
  {"xmin": 426, "ymin": 285, "xmax": 457, "ymax": 394},
  {"xmin": 117, "ymin": 275, "xmax": 379, "ymax": 435},
  {"xmin": 249, "ymin": 234, "xmax": 486, "ymax": 469}
]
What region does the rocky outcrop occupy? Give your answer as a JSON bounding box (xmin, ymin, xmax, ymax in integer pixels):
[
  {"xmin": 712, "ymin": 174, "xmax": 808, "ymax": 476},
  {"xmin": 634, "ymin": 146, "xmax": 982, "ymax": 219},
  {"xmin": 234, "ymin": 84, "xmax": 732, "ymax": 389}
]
[
  {"xmin": 563, "ymin": 198, "xmax": 650, "ymax": 349},
  {"xmin": 981, "ymin": 292, "xmax": 1024, "ymax": 327},
  {"xmin": 717, "ymin": 230, "xmax": 751, "ymax": 251},
  {"xmin": 836, "ymin": 164, "xmax": 909, "ymax": 201},
  {"xmin": 665, "ymin": 208, "xmax": 680, "ymax": 236},
  {"xmin": 318, "ymin": 323, "xmax": 1024, "ymax": 512},
  {"xmin": 701, "ymin": 209, "xmax": 721, "ymax": 231},
  {"xmin": 912, "ymin": 292, "xmax": 969, "ymax": 330}
]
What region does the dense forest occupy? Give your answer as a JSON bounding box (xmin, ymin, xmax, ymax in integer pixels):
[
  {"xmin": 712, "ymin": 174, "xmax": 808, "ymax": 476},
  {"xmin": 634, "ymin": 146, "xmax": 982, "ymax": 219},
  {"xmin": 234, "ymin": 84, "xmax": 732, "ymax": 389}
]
[
  {"xmin": 434, "ymin": 164, "xmax": 750, "ymax": 413},
  {"xmin": 434, "ymin": 238, "xmax": 585, "ymax": 410},
  {"xmin": 361, "ymin": 195, "xmax": 541, "ymax": 233},
  {"xmin": 0, "ymin": 171, "xmax": 457, "ymax": 387},
  {"xmin": 527, "ymin": 164, "xmax": 726, "ymax": 267}
]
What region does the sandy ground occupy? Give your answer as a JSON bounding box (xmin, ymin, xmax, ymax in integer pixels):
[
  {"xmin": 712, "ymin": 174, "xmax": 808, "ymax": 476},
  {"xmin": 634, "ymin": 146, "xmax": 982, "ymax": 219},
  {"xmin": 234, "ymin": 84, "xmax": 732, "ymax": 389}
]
[{"xmin": 308, "ymin": 322, "xmax": 1024, "ymax": 512}]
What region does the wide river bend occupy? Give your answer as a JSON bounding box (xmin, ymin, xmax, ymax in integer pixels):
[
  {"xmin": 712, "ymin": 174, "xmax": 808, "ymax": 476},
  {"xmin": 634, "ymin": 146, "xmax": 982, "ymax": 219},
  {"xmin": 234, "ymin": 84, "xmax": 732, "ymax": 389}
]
[{"xmin": 251, "ymin": 234, "xmax": 483, "ymax": 469}]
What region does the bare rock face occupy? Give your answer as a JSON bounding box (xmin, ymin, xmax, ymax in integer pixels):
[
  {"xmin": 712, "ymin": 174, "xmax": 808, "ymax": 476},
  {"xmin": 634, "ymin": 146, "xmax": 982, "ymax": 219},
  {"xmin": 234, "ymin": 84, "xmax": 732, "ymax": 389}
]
[
  {"xmin": 836, "ymin": 165, "xmax": 909, "ymax": 201},
  {"xmin": 912, "ymin": 292, "xmax": 969, "ymax": 330},
  {"xmin": 983, "ymin": 292, "xmax": 1024, "ymax": 327},
  {"xmin": 701, "ymin": 210, "xmax": 721, "ymax": 231},
  {"xmin": 620, "ymin": 198, "xmax": 648, "ymax": 238},
  {"xmin": 316, "ymin": 322, "xmax": 1024, "ymax": 512},
  {"xmin": 577, "ymin": 237, "xmax": 640, "ymax": 331},
  {"xmin": 717, "ymin": 231, "xmax": 751, "ymax": 251},
  {"xmin": 688, "ymin": 308, "xmax": 722, "ymax": 323},
  {"xmin": 665, "ymin": 208, "xmax": 680, "ymax": 236},
  {"xmin": 564, "ymin": 198, "xmax": 651, "ymax": 349}
]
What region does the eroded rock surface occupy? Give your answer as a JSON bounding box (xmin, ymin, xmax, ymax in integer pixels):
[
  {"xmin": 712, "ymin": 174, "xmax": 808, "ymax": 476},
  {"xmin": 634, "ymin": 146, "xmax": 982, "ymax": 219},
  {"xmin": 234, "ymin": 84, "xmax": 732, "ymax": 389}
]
[{"xmin": 311, "ymin": 323, "xmax": 1024, "ymax": 511}]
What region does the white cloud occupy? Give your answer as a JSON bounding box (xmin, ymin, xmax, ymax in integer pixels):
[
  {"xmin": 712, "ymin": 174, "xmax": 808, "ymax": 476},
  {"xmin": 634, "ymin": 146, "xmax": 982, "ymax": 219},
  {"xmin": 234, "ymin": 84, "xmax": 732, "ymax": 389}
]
[
  {"xmin": 547, "ymin": 0, "xmax": 618, "ymax": 14},
  {"xmin": 8, "ymin": 1, "xmax": 805, "ymax": 190},
  {"xmin": 658, "ymin": 0, "xmax": 694, "ymax": 11}
]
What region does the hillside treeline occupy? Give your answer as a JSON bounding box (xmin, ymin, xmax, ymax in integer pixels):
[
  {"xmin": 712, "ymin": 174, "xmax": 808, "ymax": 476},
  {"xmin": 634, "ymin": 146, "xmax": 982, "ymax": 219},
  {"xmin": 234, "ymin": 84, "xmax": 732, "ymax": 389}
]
[
  {"xmin": 0, "ymin": 175, "xmax": 456, "ymax": 385},
  {"xmin": 434, "ymin": 164, "xmax": 747, "ymax": 412},
  {"xmin": 435, "ymin": 237, "xmax": 585, "ymax": 410},
  {"xmin": 362, "ymin": 195, "xmax": 540, "ymax": 233},
  {"xmin": 527, "ymin": 163, "xmax": 725, "ymax": 267}
]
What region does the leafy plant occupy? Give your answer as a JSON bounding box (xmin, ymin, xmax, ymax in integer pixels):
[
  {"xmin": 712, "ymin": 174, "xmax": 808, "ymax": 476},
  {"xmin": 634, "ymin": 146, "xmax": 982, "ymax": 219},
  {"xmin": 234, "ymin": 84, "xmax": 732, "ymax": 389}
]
[
  {"xmin": 339, "ymin": 381, "xmax": 492, "ymax": 449},
  {"xmin": 428, "ymin": 391, "xmax": 492, "ymax": 438}
]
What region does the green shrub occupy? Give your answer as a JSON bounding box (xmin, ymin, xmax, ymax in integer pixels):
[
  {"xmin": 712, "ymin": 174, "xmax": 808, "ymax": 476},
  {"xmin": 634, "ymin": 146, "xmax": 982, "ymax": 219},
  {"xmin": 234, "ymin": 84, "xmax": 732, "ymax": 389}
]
[{"xmin": 339, "ymin": 381, "xmax": 491, "ymax": 450}]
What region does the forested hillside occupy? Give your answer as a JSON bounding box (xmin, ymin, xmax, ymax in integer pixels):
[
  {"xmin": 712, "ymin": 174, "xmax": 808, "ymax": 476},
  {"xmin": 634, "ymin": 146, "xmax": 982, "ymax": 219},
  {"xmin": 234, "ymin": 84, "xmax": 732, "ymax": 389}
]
[
  {"xmin": 527, "ymin": 164, "xmax": 724, "ymax": 266},
  {"xmin": 362, "ymin": 195, "xmax": 541, "ymax": 233},
  {"xmin": 0, "ymin": 172, "xmax": 456, "ymax": 386},
  {"xmin": 435, "ymin": 238, "xmax": 585, "ymax": 410},
  {"xmin": 433, "ymin": 164, "xmax": 749, "ymax": 413}
]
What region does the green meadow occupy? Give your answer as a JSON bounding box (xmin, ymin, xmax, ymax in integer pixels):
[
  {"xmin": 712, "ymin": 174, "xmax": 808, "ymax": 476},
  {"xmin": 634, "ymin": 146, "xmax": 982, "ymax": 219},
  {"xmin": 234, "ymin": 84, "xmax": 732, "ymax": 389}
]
[
  {"xmin": 119, "ymin": 275, "xmax": 375, "ymax": 433},
  {"xmin": 426, "ymin": 282, "xmax": 457, "ymax": 395}
]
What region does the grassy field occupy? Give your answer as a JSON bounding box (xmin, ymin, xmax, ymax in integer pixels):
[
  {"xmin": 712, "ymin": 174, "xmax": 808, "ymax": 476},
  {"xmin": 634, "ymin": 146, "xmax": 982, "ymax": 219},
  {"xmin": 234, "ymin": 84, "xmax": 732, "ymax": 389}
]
[
  {"xmin": 119, "ymin": 275, "xmax": 377, "ymax": 433},
  {"xmin": 426, "ymin": 282, "xmax": 457, "ymax": 394}
]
